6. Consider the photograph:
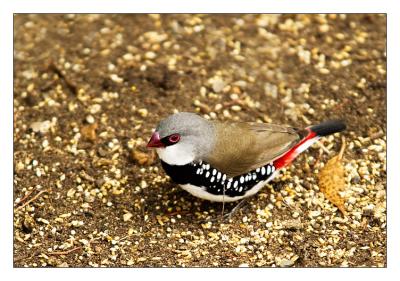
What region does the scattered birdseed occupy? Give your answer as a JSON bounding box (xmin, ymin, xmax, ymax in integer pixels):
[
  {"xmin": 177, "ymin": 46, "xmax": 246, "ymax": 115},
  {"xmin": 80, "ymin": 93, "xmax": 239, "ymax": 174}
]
[
  {"xmin": 138, "ymin": 108, "xmax": 148, "ymax": 118},
  {"xmin": 212, "ymin": 77, "xmax": 225, "ymax": 93},
  {"xmin": 30, "ymin": 120, "xmax": 52, "ymax": 134},
  {"xmin": 123, "ymin": 212, "xmax": 133, "ymax": 222},
  {"xmin": 86, "ymin": 115, "xmax": 95, "ymax": 124},
  {"xmin": 145, "ymin": 51, "xmax": 157, "ymax": 59},
  {"xmin": 13, "ymin": 14, "xmax": 386, "ymax": 268},
  {"xmin": 110, "ymin": 74, "xmax": 123, "ymax": 83}
]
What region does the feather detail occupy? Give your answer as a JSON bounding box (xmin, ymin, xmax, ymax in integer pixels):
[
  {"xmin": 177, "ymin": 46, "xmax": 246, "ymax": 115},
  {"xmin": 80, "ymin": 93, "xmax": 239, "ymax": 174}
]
[
  {"xmin": 205, "ymin": 121, "xmax": 300, "ymax": 177},
  {"xmin": 274, "ymin": 120, "xmax": 346, "ymax": 169},
  {"xmin": 205, "ymin": 119, "xmax": 346, "ymax": 177},
  {"xmin": 273, "ymin": 129, "xmax": 317, "ymax": 169}
]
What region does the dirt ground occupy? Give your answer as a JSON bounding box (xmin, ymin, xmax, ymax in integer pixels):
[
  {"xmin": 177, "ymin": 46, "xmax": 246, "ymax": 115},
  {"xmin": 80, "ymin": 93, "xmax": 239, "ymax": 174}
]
[{"xmin": 13, "ymin": 14, "xmax": 386, "ymax": 267}]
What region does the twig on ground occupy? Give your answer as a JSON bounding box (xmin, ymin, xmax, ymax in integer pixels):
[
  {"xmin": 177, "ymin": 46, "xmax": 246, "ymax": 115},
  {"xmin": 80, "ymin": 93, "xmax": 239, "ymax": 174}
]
[
  {"xmin": 15, "ymin": 189, "xmax": 35, "ymax": 206},
  {"xmin": 338, "ymin": 136, "xmax": 346, "ymax": 160},
  {"xmin": 301, "ymin": 115, "xmax": 312, "ymax": 125},
  {"xmin": 316, "ymin": 140, "xmax": 331, "ymax": 155},
  {"xmin": 16, "ymin": 189, "xmax": 50, "ymax": 211}
]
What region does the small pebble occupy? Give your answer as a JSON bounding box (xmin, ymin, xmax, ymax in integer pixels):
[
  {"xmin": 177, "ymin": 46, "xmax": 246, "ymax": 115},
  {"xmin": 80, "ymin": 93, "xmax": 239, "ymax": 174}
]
[
  {"xmin": 42, "ymin": 140, "xmax": 49, "ymax": 148},
  {"xmin": 86, "ymin": 115, "xmax": 95, "ymax": 124},
  {"xmin": 138, "ymin": 108, "xmax": 148, "ymax": 118},
  {"xmin": 319, "ymin": 24, "xmax": 330, "ymax": 33},
  {"xmin": 277, "ymin": 258, "xmax": 295, "ymax": 267},
  {"xmin": 30, "ymin": 120, "xmax": 52, "ymax": 134},
  {"xmin": 89, "ymin": 104, "xmax": 101, "ymax": 114},
  {"xmin": 231, "ymin": 105, "xmax": 242, "ymax": 112},
  {"xmin": 110, "ymin": 74, "xmax": 123, "ymax": 83},
  {"xmin": 212, "ymin": 78, "xmax": 225, "ymax": 93},
  {"xmin": 123, "ymin": 212, "xmax": 133, "ymax": 222},
  {"xmin": 145, "ymin": 51, "xmax": 157, "ymax": 59},
  {"xmin": 123, "ymin": 53, "xmax": 134, "ymax": 61}
]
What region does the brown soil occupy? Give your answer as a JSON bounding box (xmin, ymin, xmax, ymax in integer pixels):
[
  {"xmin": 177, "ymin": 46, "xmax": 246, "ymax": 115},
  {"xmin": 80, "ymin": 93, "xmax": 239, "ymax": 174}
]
[{"xmin": 13, "ymin": 14, "xmax": 386, "ymax": 267}]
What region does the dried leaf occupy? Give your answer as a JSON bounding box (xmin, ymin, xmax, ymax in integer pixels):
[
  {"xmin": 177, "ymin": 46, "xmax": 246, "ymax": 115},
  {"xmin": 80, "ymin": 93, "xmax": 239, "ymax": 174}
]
[
  {"xmin": 131, "ymin": 149, "xmax": 155, "ymax": 166},
  {"xmin": 318, "ymin": 137, "xmax": 347, "ymax": 215},
  {"xmin": 81, "ymin": 123, "xmax": 98, "ymax": 142}
]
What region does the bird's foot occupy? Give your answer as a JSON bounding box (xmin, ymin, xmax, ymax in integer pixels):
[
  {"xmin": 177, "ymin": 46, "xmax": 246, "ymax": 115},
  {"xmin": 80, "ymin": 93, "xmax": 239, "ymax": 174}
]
[{"xmin": 204, "ymin": 198, "xmax": 249, "ymax": 223}]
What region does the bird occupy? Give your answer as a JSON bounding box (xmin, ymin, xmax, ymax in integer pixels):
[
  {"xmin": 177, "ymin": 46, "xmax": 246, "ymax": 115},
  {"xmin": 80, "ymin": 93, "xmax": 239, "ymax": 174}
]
[{"xmin": 147, "ymin": 112, "xmax": 345, "ymax": 202}]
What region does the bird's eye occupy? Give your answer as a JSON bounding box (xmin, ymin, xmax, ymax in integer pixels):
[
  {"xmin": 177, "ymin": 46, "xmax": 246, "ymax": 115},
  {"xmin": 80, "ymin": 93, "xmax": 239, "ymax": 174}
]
[{"xmin": 168, "ymin": 134, "xmax": 180, "ymax": 143}]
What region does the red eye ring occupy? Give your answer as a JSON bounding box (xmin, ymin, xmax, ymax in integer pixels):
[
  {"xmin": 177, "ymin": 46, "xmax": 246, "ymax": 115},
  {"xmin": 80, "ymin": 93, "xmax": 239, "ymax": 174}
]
[{"xmin": 168, "ymin": 134, "xmax": 180, "ymax": 143}]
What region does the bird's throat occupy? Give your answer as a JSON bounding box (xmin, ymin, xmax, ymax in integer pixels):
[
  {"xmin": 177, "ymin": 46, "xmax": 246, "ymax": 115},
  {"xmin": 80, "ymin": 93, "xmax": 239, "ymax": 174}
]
[{"xmin": 156, "ymin": 145, "xmax": 195, "ymax": 166}]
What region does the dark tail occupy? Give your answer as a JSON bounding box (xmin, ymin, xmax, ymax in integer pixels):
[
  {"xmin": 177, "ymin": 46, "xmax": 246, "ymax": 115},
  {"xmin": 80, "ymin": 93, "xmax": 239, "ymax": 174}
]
[{"xmin": 309, "ymin": 120, "xmax": 346, "ymax": 137}]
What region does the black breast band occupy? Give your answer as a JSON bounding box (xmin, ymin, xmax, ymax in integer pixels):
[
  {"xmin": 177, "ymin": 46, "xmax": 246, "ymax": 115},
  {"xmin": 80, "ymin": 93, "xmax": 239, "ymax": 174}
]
[{"xmin": 161, "ymin": 160, "xmax": 276, "ymax": 198}]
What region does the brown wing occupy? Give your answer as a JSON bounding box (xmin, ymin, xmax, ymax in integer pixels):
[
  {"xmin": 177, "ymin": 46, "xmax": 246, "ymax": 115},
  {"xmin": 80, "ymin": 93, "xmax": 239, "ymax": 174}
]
[{"xmin": 205, "ymin": 121, "xmax": 302, "ymax": 177}]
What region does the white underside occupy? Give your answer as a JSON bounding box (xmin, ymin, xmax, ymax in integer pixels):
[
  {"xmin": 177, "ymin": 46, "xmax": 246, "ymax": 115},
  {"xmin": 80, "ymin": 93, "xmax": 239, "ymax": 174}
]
[
  {"xmin": 294, "ymin": 137, "xmax": 320, "ymax": 155},
  {"xmin": 180, "ymin": 171, "xmax": 279, "ymax": 202}
]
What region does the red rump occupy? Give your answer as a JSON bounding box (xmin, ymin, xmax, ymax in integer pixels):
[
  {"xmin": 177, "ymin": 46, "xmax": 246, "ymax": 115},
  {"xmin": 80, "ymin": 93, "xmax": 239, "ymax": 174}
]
[
  {"xmin": 273, "ymin": 129, "xmax": 317, "ymax": 169},
  {"xmin": 272, "ymin": 120, "xmax": 345, "ymax": 170}
]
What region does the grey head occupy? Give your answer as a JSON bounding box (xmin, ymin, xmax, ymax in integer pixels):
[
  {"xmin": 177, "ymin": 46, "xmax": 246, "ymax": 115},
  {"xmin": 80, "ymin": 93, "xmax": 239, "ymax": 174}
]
[{"xmin": 147, "ymin": 112, "xmax": 216, "ymax": 165}]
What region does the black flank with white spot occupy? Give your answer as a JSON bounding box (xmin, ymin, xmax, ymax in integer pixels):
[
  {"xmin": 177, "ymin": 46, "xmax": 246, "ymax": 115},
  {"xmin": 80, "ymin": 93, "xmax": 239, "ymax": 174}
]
[{"xmin": 161, "ymin": 160, "xmax": 276, "ymax": 198}]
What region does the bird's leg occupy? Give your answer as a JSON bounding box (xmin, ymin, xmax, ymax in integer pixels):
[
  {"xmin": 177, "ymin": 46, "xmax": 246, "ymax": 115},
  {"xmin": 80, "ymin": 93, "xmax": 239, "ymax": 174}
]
[
  {"xmin": 205, "ymin": 198, "xmax": 249, "ymax": 223},
  {"xmin": 221, "ymin": 198, "xmax": 249, "ymax": 221},
  {"xmin": 220, "ymin": 185, "xmax": 226, "ymax": 219}
]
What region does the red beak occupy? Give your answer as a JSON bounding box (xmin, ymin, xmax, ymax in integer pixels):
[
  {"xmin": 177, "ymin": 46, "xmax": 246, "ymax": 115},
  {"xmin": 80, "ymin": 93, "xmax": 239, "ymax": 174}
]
[{"xmin": 147, "ymin": 132, "xmax": 164, "ymax": 148}]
